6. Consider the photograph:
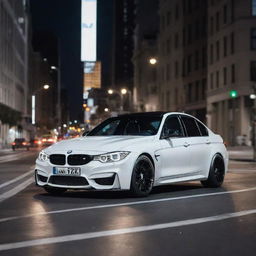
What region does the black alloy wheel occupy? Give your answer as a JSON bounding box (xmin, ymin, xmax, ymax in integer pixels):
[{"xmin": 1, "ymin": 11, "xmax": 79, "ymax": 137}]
[
  {"xmin": 130, "ymin": 155, "xmax": 154, "ymax": 197},
  {"xmin": 201, "ymin": 154, "xmax": 225, "ymax": 188}
]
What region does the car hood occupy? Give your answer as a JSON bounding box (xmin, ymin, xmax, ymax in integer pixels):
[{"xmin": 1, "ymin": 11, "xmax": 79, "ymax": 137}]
[{"xmin": 45, "ymin": 136, "xmax": 155, "ymax": 154}]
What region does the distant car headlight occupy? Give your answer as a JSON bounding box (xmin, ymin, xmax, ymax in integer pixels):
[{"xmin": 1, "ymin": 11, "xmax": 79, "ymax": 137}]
[
  {"xmin": 38, "ymin": 151, "xmax": 49, "ymax": 162},
  {"xmin": 93, "ymin": 151, "xmax": 130, "ymax": 163}
]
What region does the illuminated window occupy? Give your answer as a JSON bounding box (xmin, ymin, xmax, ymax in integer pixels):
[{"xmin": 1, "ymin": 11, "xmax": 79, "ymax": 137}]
[{"xmin": 252, "ymin": 0, "xmax": 256, "ymax": 16}]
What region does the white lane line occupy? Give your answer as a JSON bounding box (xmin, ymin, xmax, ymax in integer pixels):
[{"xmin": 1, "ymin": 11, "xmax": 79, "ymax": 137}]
[
  {"xmin": 0, "ymin": 178, "xmax": 34, "ymax": 203},
  {"xmin": 0, "ymin": 151, "xmax": 35, "ymax": 163},
  {"xmin": 0, "ymin": 209, "xmax": 255, "ymax": 252},
  {"xmin": 0, "ymin": 169, "xmax": 34, "ymax": 189},
  {"xmin": 0, "ymin": 186, "xmax": 256, "ymax": 223}
]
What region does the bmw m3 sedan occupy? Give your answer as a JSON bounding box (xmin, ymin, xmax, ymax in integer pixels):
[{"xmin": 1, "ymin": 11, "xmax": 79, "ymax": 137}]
[{"xmin": 35, "ymin": 112, "xmax": 228, "ymax": 197}]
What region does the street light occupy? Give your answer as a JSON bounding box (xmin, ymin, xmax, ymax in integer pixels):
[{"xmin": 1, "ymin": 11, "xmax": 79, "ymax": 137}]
[
  {"xmin": 104, "ymin": 108, "xmax": 109, "ymax": 112},
  {"xmin": 149, "ymin": 57, "xmax": 157, "ymax": 65},
  {"xmin": 108, "ymin": 89, "xmax": 114, "ymax": 95},
  {"xmin": 32, "ymin": 85, "xmax": 50, "ymax": 125},
  {"xmin": 121, "ymin": 88, "xmax": 127, "ymax": 95}
]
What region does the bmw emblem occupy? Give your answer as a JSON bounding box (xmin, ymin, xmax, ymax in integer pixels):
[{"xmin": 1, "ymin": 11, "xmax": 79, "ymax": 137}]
[{"xmin": 67, "ymin": 150, "xmax": 72, "ymax": 154}]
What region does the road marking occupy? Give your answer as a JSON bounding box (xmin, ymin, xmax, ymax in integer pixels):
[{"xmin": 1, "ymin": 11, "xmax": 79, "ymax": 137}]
[
  {"xmin": 0, "ymin": 151, "xmax": 36, "ymax": 163},
  {"xmin": 0, "ymin": 186, "xmax": 256, "ymax": 223},
  {"xmin": 229, "ymin": 168, "xmax": 256, "ymax": 173},
  {"xmin": 0, "ymin": 178, "xmax": 34, "ymax": 203},
  {"xmin": 0, "ymin": 209, "xmax": 255, "ymax": 251},
  {"xmin": 0, "ymin": 169, "xmax": 34, "ymax": 189}
]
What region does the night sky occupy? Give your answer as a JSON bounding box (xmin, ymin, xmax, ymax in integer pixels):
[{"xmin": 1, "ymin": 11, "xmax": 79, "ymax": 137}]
[{"xmin": 30, "ymin": 0, "xmax": 113, "ymax": 121}]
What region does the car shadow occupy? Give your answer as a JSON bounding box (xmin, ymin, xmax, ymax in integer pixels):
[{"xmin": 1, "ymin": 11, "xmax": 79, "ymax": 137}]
[{"xmin": 33, "ymin": 182, "xmax": 207, "ymax": 202}]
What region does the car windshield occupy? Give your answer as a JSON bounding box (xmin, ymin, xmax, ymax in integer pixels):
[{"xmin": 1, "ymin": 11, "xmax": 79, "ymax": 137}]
[{"xmin": 87, "ymin": 116, "xmax": 162, "ymax": 136}]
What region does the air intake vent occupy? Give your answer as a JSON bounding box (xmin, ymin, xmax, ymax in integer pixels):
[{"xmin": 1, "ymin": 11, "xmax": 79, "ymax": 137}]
[{"xmin": 67, "ymin": 154, "xmax": 92, "ymax": 165}]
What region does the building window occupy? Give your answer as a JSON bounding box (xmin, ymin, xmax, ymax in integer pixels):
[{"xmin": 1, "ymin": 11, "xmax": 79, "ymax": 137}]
[
  {"xmin": 251, "ymin": 61, "xmax": 256, "ymax": 81},
  {"xmin": 223, "ymin": 5, "xmax": 227, "ymax": 24},
  {"xmin": 223, "ymin": 36, "xmax": 227, "ymax": 57},
  {"xmin": 230, "ymin": 32, "xmax": 234, "ymax": 54},
  {"xmin": 210, "ymin": 44, "xmax": 214, "ymax": 64},
  {"xmin": 167, "ymin": 38, "xmax": 171, "ymax": 54},
  {"xmin": 216, "ymin": 71, "xmax": 219, "ymax": 88},
  {"xmin": 202, "ymin": 78, "xmax": 206, "ymax": 99},
  {"xmin": 231, "ymin": 64, "xmax": 235, "ymax": 83},
  {"xmin": 167, "ymin": 11, "xmax": 171, "ymax": 26},
  {"xmin": 175, "ymin": 4, "xmax": 179, "ymax": 20},
  {"xmin": 216, "ymin": 12, "xmax": 220, "ymax": 31},
  {"xmin": 202, "ymin": 47, "xmax": 207, "ymax": 68},
  {"xmin": 251, "ymin": 28, "xmax": 256, "ymax": 50},
  {"xmin": 216, "ymin": 41, "xmax": 220, "ymax": 61},
  {"xmin": 188, "ymin": 24, "xmax": 192, "ymax": 44},
  {"xmin": 210, "ymin": 73, "xmax": 214, "ymax": 89},
  {"xmin": 210, "ymin": 16, "xmax": 214, "ymax": 35},
  {"xmin": 182, "ymin": 58, "xmax": 186, "ymax": 77},
  {"xmin": 223, "ymin": 67, "xmax": 227, "ymax": 85},
  {"xmin": 175, "ymin": 33, "xmax": 179, "ymax": 49},
  {"xmin": 252, "ymin": 0, "xmax": 256, "ymax": 16},
  {"xmin": 195, "ymin": 50, "xmax": 199, "ymax": 70},
  {"xmin": 175, "ymin": 61, "xmax": 179, "ymax": 78},
  {"xmin": 166, "ymin": 63, "xmax": 170, "ymax": 81},
  {"xmin": 195, "ymin": 81, "xmax": 200, "ymax": 101},
  {"xmin": 187, "ymin": 55, "xmax": 192, "ymax": 73},
  {"xmin": 183, "ymin": 28, "xmax": 186, "ymax": 46}
]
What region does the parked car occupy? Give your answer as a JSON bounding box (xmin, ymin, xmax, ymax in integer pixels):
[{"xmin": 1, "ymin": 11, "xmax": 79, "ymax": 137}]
[
  {"xmin": 12, "ymin": 138, "xmax": 30, "ymax": 151},
  {"xmin": 35, "ymin": 112, "xmax": 228, "ymax": 197},
  {"xmin": 41, "ymin": 135, "xmax": 56, "ymax": 147}
]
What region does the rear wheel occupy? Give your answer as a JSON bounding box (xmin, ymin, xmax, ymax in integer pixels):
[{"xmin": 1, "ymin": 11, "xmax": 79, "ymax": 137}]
[
  {"xmin": 201, "ymin": 154, "xmax": 225, "ymax": 188},
  {"xmin": 44, "ymin": 186, "xmax": 67, "ymax": 195},
  {"xmin": 130, "ymin": 155, "xmax": 154, "ymax": 197}
]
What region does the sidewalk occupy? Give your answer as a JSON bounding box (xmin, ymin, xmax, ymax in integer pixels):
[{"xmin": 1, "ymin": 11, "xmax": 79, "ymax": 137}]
[{"xmin": 228, "ymin": 146, "xmax": 254, "ymax": 162}]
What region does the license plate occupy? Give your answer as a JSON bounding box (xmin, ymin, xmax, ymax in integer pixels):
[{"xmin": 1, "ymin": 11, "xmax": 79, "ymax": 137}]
[{"xmin": 53, "ymin": 167, "xmax": 81, "ymax": 176}]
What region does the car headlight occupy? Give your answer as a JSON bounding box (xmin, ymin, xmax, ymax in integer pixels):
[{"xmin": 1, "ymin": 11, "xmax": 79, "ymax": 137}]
[
  {"xmin": 93, "ymin": 151, "xmax": 130, "ymax": 163},
  {"xmin": 38, "ymin": 151, "xmax": 49, "ymax": 162}
]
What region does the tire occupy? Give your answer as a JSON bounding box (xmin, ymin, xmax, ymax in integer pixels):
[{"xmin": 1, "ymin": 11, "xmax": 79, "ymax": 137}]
[
  {"xmin": 44, "ymin": 186, "xmax": 67, "ymax": 195},
  {"xmin": 201, "ymin": 154, "xmax": 225, "ymax": 188},
  {"xmin": 130, "ymin": 155, "xmax": 154, "ymax": 197}
]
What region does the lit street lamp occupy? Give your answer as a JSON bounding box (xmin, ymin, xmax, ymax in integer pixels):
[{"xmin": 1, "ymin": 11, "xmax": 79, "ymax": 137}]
[
  {"xmin": 149, "ymin": 57, "xmax": 157, "ymax": 65},
  {"xmin": 104, "ymin": 108, "xmax": 109, "ymax": 112},
  {"xmin": 107, "ymin": 88, "xmax": 130, "ymax": 112}
]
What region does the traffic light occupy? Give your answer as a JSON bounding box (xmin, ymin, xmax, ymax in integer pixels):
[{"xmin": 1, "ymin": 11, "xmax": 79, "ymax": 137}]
[{"xmin": 229, "ymin": 90, "xmax": 238, "ymax": 98}]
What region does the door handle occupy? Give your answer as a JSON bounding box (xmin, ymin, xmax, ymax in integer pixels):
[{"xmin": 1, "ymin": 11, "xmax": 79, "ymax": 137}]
[{"xmin": 183, "ymin": 142, "xmax": 190, "ymax": 147}]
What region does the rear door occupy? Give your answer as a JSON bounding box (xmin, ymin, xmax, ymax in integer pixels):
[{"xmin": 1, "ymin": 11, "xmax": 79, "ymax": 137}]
[{"xmin": 180, "ymin": 115, "xmax": 211, "ymax": 175}]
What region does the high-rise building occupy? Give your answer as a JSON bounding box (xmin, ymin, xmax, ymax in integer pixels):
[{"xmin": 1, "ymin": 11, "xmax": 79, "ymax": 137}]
[
  {"xmin": 207, "ymin": 0, "xmax": 256, "ymax": 145},
  {"xmin": 112, "ymin": 0, "xmax": 135, "ymax": 92},
  {"xmin": 0, "ymin": 0, "xmax": 30, "ymax": 148},
  {"xmin": 133, "ymin": 0, "xmax": 159, "ymax": 112},
  {"xmin": 157, "ymin": 0, "xmax": 256, "ymax": 145}
]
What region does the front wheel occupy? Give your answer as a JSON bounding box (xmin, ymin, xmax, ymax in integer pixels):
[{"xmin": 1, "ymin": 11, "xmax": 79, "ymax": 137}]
[
  {"xmin": 44, "ymin": 186, "xmax": 67, "ymax": 195},
  {"xmin": 201, "ymin": 154, "xmax": 225, "ymax": 188},
  {"xmin": 130, "ymin": 155, "xmax": 154, "ymax": 197}
]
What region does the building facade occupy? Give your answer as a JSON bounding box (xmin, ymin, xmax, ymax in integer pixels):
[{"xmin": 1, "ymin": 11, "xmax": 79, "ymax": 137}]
[
  {"xmin": 207, "ymin": 0, "xmax": 256, "ymax": 145},
  {"xmin": 157, "ymin": 0, "xmax": 256, "ymax": 145},
  {"xmin": 0, "ymin": 0, "xmax": 30, "ymax": 148}
]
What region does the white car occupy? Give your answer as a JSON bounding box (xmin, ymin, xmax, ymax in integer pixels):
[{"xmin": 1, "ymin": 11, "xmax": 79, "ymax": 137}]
[{"xmin": 35, "ymin": 112, "xmax": 228, "ymax": 197}]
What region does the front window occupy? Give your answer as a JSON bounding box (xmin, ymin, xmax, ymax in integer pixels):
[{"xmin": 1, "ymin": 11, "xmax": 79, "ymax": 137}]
[{"xmin": 87, "ymin": 116, "xmax": 162, "ymax": 136}]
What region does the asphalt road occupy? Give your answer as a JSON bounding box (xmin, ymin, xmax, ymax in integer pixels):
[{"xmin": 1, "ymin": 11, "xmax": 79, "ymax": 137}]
[{"xmin": 0, "ymin": 148, "xmax": 255, "ymax": 256}]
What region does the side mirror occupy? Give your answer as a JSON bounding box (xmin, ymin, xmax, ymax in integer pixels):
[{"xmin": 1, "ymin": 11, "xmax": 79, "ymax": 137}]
[{"xmin": 82, "ymin": 131, "xmax": 90, "ymax": 136}]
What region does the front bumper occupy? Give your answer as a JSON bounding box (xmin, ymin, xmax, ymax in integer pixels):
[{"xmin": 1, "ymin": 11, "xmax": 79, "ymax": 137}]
[{"xmin": 35, "ymin": 152, "xmax": 136, "ymax": 190}]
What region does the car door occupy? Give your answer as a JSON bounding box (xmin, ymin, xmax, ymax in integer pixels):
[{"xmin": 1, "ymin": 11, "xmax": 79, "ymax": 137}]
[
  {"xmin": 156, "ymin": 115, "xmax": 193, "ymax": 179},
  {"xmin": 180, "ymin": 115, "xmax": 211, "ymax": 175}
]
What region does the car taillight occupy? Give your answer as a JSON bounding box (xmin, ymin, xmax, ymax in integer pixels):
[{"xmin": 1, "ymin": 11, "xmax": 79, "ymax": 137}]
[
  {"xmin": 47, "ymin": 139, "xmax": 54, "ymax": 142},
  {"xmin": 22, "ymin": 142, "xmax": 27, "ymax": 145},
  {"xmin": 12, "ymin": 142, "xmax": 16, "ymax": 145},
  {"xmin": 42, "ymin": 139, "xmax": 47, "ymax": 142},
  {"xmin": 37, "ymin": 141, "xmax": 42, "ymax": 145}
]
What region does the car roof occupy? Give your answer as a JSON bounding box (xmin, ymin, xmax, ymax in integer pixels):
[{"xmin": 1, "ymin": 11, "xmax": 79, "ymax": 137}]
[{"xmin": 118, "ymin": 111, "xmax": 168, "ymax": 118}]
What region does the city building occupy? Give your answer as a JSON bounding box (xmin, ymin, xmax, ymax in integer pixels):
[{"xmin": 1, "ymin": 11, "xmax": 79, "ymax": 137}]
[
  {"xmin": 112, "ymin": 0, "xmax": 135, "ymax": 93},
  {"xmin": 157, "ymin": 0, "xmax": 256, "ymax": 145},
  {"xmin": 207, "ymin": 0, "xmax": 256, "ymax": 145},
  {"xmin": 0, "ymin": 0, "xmax": 30, "ymax": 148},
  {"xmin": 133, "ymin": 0, "xmax": 159, "ymax": 112}
]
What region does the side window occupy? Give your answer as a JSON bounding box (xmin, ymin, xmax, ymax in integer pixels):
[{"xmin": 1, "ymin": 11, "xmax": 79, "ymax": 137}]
[
  {"xmin": 97, "ymin": 120, "xmax": 120, "ymax": 135},
  {"xmin": 196, "ymin": 120, "xmax": 209, "ymax": 136},
  {"xmin": 161, "ymin": 116, "xmax": 184, "ymax": 138},
  {"xmin": 181, "ymin": 116, "xmax": 201, "ymax": 137}
]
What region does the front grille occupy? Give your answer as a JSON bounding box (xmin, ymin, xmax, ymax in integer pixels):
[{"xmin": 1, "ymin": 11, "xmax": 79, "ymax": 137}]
[
  {"xmin": 37, "ymin": 174, "xmax": 48, "ymax": 183},
  {"xmin": 67, "ymin": 154, "xmax": 92, "ymax": 165},
  {"xmin": 49, "ymin": 176, "xmax": 89, "ymax": 186},
  {"xmin": 50, "ymin": 154, "xmax": 66, "ymax": 165},
  {"xmin": 94, "ymin": 174, "xmax": 116, "ymax": 186}
]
